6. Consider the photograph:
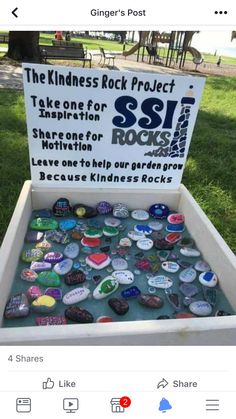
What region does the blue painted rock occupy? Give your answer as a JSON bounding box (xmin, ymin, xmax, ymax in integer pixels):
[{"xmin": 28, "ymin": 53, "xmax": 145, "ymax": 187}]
[
  {"xmin": 64, "ymin": 242, "xmax": 80, "ymax": 259},
  {"xmin": 148, "ymin": 203, "xmax": 170, "ymax": 219},
  {"xmin": 30, "ymin": 218, "xmax": 58, "ymax": 231},
  {"xmin": 26, "ymin": 286, "xmax": 42, "ymax": 301},
  {"xmin": 36, "ymin": 316, "xmax": 67, "ymax": 326},
  {"xmin": 63, "ymin": 287, "xmax": 90, "ymax": 305},
  {"xmin": 113, "ymin": 203, "xmax": 129, "ymax": 218},
  {"xmin": 131, "ymin": 209, "xmax": 149, "ymax": 221},
  {"xmin": 37, "ymin": 271, "xmax": 61, "ymax": 287},
  {"xmin": 180, "ymin": 247, "xmax": 200, "ymax": 257},
  {"xmin": 161, "ymin": 261, "xmax": 180, "ymax": 273},
  {"xmin": 112, "ymin": 258, "xmax": 128, "ymax": 270},
  {"xmin": 93, "ymin": 277, "xmax": 119, "ymax": 299},
  {"xmin": 54, "ymin": 258, "xmax": 73, "ymax": 275},
  {"xmin": 44, "ymin": 252, "xmax": 64, "ymax": 264},
  {"xmin": 96, "ymin": 201, "xmax": 113, "ymax": 215},
  {"xmin": 199, "ymin": 271, "xmax": 218, "ymax": 288},
  {"xmin": 104, "ymin": 217, "xmax": 121, "ymax": 227},
  {"xmin": 189, "ymin": 300, "xmax": 212, "ymax": 316},
  {"xmin": 25, "ymin": 231, "xmax": 44, "ymax": 243},
  {"xmin": 21, "ymin": 268, "xmax": 38, "ymax": 282},
  {"xmin": 138, "ymin": 294, "xmax": 163, "ymax": 308},
  {"xmin": 30, "ymin": 261, "xmax": 52, "ymax": 272},
  {"xmin": 53, "ymin": 198, "xmax": 71, "ymax": 217},
  {"xmin": 65, "ymin": 270, "xmax": 86, "ymax": 285},
  {"xmin": 34, "ymin": 208, "xmax": 52, "ymax": 218},
  {"xmin": 148, "ymin": 275, "xmax": 173, "ymax": 289},
  {"xmin": 73, "ymin": 204, "xmax": 97, "ymax": 218},
  {"xmin": 121, "ymin": 286, "xmax": 141, "ymax": 299},
  {"xmin": 21, "ymin": 248, "xmax": 44, "ymax": 263},
  {"xmin": 45, "ymin": 288, "xmax": 62, "ymax": 300},
  {"xmin": 31, "ymin": 295, "xmax": 56, "ymax": 313},
  {"xmin": 59, "ymin": 219, "xmax": 76, "ymax": 231},
  {"xmin": 65, "ymin": 306, "xmax": 94, "ymax": 323},
  {"xmin": 179, "ymin": 282, "xmax": 199, "ymax": 297},
  {"xmin": 194, "ymin": 260, "xmax": 211, "ymax": 272},
  {"xmin": 134, "ymin": 224, "xmax": 152, "ymax": 235},
  {"xmin": 4, "ymin": 293, "xmax": 29, "ymax": 319},
  {"xmin": 112, "ymin": 270, "xmax": 134, "ymax": 285},
  {"xmin": 108, "ymin": 298, "xmax": 129, "ymax": 315},
  {"xmin": 166, "ymin": 223, "xmax": 185, "ymax": 233},
  {"xmin": 179, "ymin": 268, "xmax": 197, "ymax": 283}
]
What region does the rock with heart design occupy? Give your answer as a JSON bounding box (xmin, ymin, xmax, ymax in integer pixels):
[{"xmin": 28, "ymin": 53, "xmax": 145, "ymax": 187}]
[
  {"xmin": 65, "ymin": 270, "xmax": 86, "ymax": 286},
  {"xmin": 63, "ymin": 287, "xmax": 90, "ymax": 305},
  {"xmin": 93, "ymin": 276, "xmax": 119, "ymax": 299},
  {"xmin": 138, "ymin": 294, "xmax": 163, "ymax": 308},
  {"xmin": 31, "ymin": 295, "xmax": 56, "ymax": 313},
  {"xmin": 108, "ymin": 298, "xmax": 129, "ymax": 315},
  {"xmin": 86, "ymin": 253, "xmax": 111, "ymax": 270},
  {"xmin": 65, "ymin": 306, "xmax": 94, "ymax": 323},
  {"xmin": 112, "ymin": 270, "xmax": 134, "ymax": 285}
]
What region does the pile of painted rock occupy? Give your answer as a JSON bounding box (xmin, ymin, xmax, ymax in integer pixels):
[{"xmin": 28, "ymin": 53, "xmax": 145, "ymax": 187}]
[{"xmin": 4, "ymin": 198, "xmax": 232, "ymax": 326}]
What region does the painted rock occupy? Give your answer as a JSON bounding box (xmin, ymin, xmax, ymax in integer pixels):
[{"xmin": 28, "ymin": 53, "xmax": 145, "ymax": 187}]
[
  {"xmin": 154, "ymin": 239, "xmax": 174, "ymax": 250},
  {"xmin": 138, "ymin": 294, "xmax": 163, "ymax": 308},
  {"xmin": 30, "ymin": 218, "xmax": 58, "ymax": 231},
  {"xmin": 177, "ymin": 237, "xmax": 195, "ymax": 248},
  {"xmin": 179, "ymin": 282, "xmax": 199, "ymax": 297},
  {"xmin": 165, "ymin": 232, "xmax": 182, "ymax": 244},
  {"xmin": 150, "ymin": 263, "xmax": 161, "ymax": 274},
  {"xmin": 161, "ymin": 261, "xmax": 180, "ymax": 273},
  {"xmin": 64, "ymin": 242, "xmax": 80, "ymax": 259},
  {"xmin": 157, "ymin": 250, "xmax": 170, "ymax": 262},
  {"xmin": 59, "ymin": 219, "xmax": 76, "ymax": 231},
  {"xmin": 63, "ymin": 287, "xmax": 90, "ymax": 305},
  {"xmin": 112, "ymin": 258, "xmax": 128, "ymax": 271},
  {"xmin": 112, "ymin": 270, "xmax": 134, "ymax": 285},
  {"xmin": 96, "ymin": 201, "xmax": 113, "ymax": 215},
  {"xmin": 84, "ymin": 227, "xmax": 103, "ymax": 238},
  {"xmin": 179, "ymin": 268, "xmax": 197, "ymax": 283},
  {"xmin": 180, "ymin": 247, "xmax": 201, "ymax": 257},
  {"xmin": 30, "ymin": 261, "xmax": 52, "ymax": 272},
  {"xmin": 183, "ymin": 297, "xmax": 198, "ymax": 307},
  {"xmin": 70, "ymin": 230, "xmax": 84, "ymax": 240},
  {"xmin": 65, "ymin": 306, "xmax": 94, "ymax": 323},
  {"xmin": 31, "ymin": 295, "xmax": 56, "ymax": 313},
  {"xmin": 135, "ymin": 259, "xmax": 151, "ymax": 271},
  {"xmin": 148, "ymin": 275, "xmax": 173, "ymax": 289},
  {"xmin": 21, "ymin": 248, "xmax": 44, "ymax": 263},
  {"xmin": 148, "ymin": 220, "xmax": 163, "ymax": 231},
  {"xmin": 44, "ymin": 252, "xmax": 63, "ymax": 264},
  {"xmin": 194, "ymin": 260, "xmax": 211, "ymax": 272},
  {"xmin": 134, "ymin": 224, "xmax": 152, "ymax": 235},
  {"xmin": 96, "ymin": 316, "xmax": 113, "ymax": 323},
  {"xmin": 177, "ymin": 259, "xmax": 193, "ymax": 269},
  {"xmin": 45, "ymin": 288, "xmax": 62, "ymax": 300},
  {"xmin": 121, "ymin": 286, "xmax": 141, "ymax": 299},
  {"xmin": 27, "ymin": 286, "xmax": 42, "ymax": 300},
  {"xmin": 165, "ymin": 290, "xmax": 181, "ymax": 310},
  {"xmin": 148, "ymin": 203, "xmax": 170, "ymax": 219},
  {"xmin": 45, "ymin": 230, "xmax": 70, "ymax": 244},
  {"xmin": 36, "ymin": 316, "xmax": 67, "ymax": 326},
  {"xmin": 86, "ymin": 253, "xmax": 111, "ymax": 270},
  {"xmin": 4, "ymin": 293, "xmax": 29, "ymax": 319},
  {"xmin": 119, "ymin": 237, "xmax": 132, "ymax": 247},
  {"xmin": 36, "ymin": 238, "xmax": 52, "ymax": 251},
  {"xmin": 189, "ymin": 300, "xmax": 212, "ymax": 316},
  {"xmin": 54, "ymin": 259, "xmax": 73, "ymax": 275},
  {"xmin": 175, "ymin": 312, "xmax": 196, "ymax": 319},
  {"xmin": 199, "ymin": 271, "xmax": 218, "ymax": 288},
  {"xmin": 21, "ymin": 268, "xmax": 38, "ymax": 282},
  {"xmin": 103, "ymin": 226, "xmax": 119, "ymax": 237},
  {"xmin": 73, "ymin": 204, "xmax": 97, "ymax": 218},
  {"xmin": 104, "ymin": 217, "xmax": 121, "ymax": 227},
  {"xmin": 113, "ymin": 203, "xmax": 129, "ymax": 218},
  {"xmin": 167, "ymin": 213, "xmax": 185, "ymax": 224},
  {"xmin": 137, "ymin": 238, "xmax": 153, "ymax": 251},
  {"xmin": 34, "ymin": 208, "xmax": 52, "ymax": 218},
  {"xmin": 53, "ymin": 197, "xmax": 71, "ymax": 217},
  {"xmin": 166, "ymin": 223, "xmax": 185, "ymax": 233},
  {"xmin": 131, "ymin": 209, "xmax": 149, "ymax": 221},
  {"xmin": 25, "ymin": 231, "xmax": 44, "ymax": 243},
  {"xmin": 203, "ymin": 287, "xmax": 217, "ymax": 306},
  {"xmin": 81, "ymin": 237, "xmax": 101, "ymax": 247},
  {"xmin": 128, "ymin": 230, "xmax": 146, "ymax": 241},
  {"xmin": 65, "ymin": 270, "xmax": 86, "ymax": 285},
  {"xmin": 37, "ymin": 271, "xmax": 61, "ymax": 287},
  {"xmin": 93, "ymin": 277, "xmax": 119, "ymax": 299},
  {"xmin": 108, "ymin": 298, "xmax": 129, "ymax": 315}
]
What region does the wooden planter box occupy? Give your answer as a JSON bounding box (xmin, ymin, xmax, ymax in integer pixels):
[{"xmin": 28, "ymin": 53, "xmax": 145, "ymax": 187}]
[{"xmin": 0, "ymin": 181, "xmax": 235, "ymax": 345}]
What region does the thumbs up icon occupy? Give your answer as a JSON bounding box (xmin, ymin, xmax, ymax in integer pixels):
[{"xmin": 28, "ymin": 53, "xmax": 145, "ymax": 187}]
[{"xmin": 42, "ymin": 378, "xmax": 55, "ymax": 389}]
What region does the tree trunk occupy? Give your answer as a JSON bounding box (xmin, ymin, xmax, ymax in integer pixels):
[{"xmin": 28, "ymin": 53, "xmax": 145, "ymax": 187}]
[{"xmin": 8, "ymin": 31, "xmax": 40, "ymax": 62}]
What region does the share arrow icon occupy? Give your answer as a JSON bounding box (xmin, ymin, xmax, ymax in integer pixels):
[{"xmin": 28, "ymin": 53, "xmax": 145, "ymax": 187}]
[{"xmin": 157, "ymin": 378, "xmax": 169, "ymax": 389}]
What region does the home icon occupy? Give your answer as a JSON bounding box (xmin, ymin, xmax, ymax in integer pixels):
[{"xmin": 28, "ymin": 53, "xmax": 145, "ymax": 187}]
[{"xmin": 110, "ymin": 398, "xmax": 125, "ymax": 413}]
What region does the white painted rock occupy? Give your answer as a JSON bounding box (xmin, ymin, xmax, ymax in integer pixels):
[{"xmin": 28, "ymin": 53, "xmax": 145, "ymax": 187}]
[
  {"xmin": 54, "ymin": 259, "xmax": 73, "ymax": 275},
  {"xmin": 112, "ymin": 270, "xmax": 134, "ymax": 285},
  {"xmin": 194, "ymin": 260, "xmax": 211, "ymax": 272},
  {"xmin": 64, "ymin": 242, "xmax": 80, "ymax": 259},
  {"xmin": 148, "ymin": 275, "xmax": 173, "ymax": 289},
  {"xmin": 131, "ymin": 209, "xmax": 149, "ymax": 221},
  {"xmin": 161, "ymin": 261, "xmax": 180, "ymax": 273},
  {"xmin": 199, "ymin": 271, "xmax": 218, "ymax": 288},
  {"xmin": 104, "ymin": 217, "xmax": 121, "ymax": 227},
  {"xmin": 93, "ymin": 276, "xmax": 119, "ymax": 300},
  {"xmin": 112, "ymin": 258, "xmax": 128, "ymax": 270},
  {"xmin": 136, "ymin": 238, "xmax": 153, "ymax": 251},
  {"xmin": 62, "ymin": 287, "xmax": 90, "ymax": 305},
  {"xmin": 119, "ymin": 237, "xmax": 132, "ymax": 247},
  {"xmin": 148, "ymin": 220, "xmax": 163, "ymax": 231},
  {"xmin": 180, "ymin": 247, "xmax": 201, "ymax": 257},
  {"xmin": 128, "ymin": 230, "xmax": 146, "ymax": 241},
  {"xmin": 189, "ymin": 300, "xmax": 212, "ymax": 316},
  {"xmin": 179, "ymin": 268, "xmax": 197, "ymax": 283}
]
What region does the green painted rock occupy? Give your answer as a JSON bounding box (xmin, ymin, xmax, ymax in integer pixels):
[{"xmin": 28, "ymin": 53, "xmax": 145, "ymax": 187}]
[
  {"xmin": 93, "ymin": 276, "xmax": 119, "ymax": 300},
  {"xmin": 30, "ymin": 218, "xmax": 58, "ymax": 231},
  {"xmin": 103, "ymin": 226, "xmax": 119, "ymax": 237},
  {"xmin": 37, "ymin": 271, "xmax": 61, "ymax": 287},
  {"xmin": 84, "ymin": 227, "xmax": 103, "ymax": 238},
  {"xmin": 21, "ymin": 248, "xmax": 44, "ymax": 263}
]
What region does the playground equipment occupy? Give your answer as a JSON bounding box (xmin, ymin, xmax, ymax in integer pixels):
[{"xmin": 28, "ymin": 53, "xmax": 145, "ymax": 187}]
[{"xmin": 123, "ymin": 31, "xmax": 203, "ymax": 69}]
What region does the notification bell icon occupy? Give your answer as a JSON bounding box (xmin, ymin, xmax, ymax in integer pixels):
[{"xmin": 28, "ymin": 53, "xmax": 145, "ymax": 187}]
[{"xmin": 159, "ymin": 398, "xmax": 172, "ymax": 413}]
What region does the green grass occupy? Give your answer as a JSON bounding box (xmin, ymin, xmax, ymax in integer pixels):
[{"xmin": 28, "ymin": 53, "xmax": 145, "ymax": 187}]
[{"xmin": 0, "ymin": 76, "xmax": 236, "ymax": 253}]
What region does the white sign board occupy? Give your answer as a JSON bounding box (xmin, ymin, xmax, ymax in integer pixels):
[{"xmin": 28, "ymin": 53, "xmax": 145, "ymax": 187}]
[{"xmin": 23, "ymin": 64, "xmax": 205, "ymax": 189}]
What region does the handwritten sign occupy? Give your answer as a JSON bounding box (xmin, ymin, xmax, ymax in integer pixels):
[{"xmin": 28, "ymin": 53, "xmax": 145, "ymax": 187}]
[{"xmin": 23, "ymin": 64, "xmax": 205, "ymax": 189}]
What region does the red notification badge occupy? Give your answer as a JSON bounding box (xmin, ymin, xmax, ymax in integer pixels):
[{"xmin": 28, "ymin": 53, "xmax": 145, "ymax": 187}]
[{"xmin": 120, "ymin": 396, "xmax": 131, "ymax": 408}]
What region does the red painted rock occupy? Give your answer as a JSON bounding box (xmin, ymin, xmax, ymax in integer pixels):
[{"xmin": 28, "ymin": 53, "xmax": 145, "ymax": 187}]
[
  {"xmin": 96, "ymin": 316, "xmax": 113, "ymax": 323},
  {"xmin": 81, "ymin": 237, "xmax": 101, "ymax": 247},
  {"xmin": 167, "ymin": 213, "xmax": 185, "ymax": 224},
  {"xmin": 175, "ymin": 312, "xmax": 196, "ymax": 319},
  {"xmin": 165, "ymin": 232, "xmax": 182, "ymax": 244},
  {"xmin": 86, "ymin": 253, "xmax": 111, "ymax": 270},
  {"xmin": 138, "ymin": 294, "xmax": 163, "ymax": 308}
]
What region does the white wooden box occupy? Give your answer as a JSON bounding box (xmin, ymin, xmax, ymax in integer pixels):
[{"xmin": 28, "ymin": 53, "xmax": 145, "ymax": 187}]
[{"xmin": 0, "ymin": 180, "xmax": 235, "ymax": 345}]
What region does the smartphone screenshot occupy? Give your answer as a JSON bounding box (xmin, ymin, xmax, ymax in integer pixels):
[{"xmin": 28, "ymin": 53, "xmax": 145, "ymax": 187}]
[{"xmin": 0, "ymin": 0, "xmax": 236, "ymax": 417}]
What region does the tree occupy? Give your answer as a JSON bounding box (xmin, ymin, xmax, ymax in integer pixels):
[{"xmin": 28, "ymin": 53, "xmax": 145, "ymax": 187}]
[{"xmin": 8, "ymin": 31, "xmax": 40, "ymax": 62}]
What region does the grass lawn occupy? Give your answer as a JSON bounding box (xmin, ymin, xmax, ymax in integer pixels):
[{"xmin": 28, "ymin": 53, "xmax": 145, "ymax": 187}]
[{"xmin": 0, "ymin": 76, "xmax": 236, "ymax": 253}]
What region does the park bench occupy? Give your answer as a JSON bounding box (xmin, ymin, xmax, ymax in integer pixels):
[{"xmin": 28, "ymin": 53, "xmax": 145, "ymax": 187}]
[
  {"xmin": 99, "ymin": 47, "xmax": 116, "ymax": 67},
  {"xmin": 0, "ymin": 34, "xmax": 9, "ymax": 43},
  {"xmin": 52, "ymin": 40, "xmax": 83, "ymax": 47},
  {"xmin": 40, "ymin": 45, "xmax": 92, "ymax": 67}
]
